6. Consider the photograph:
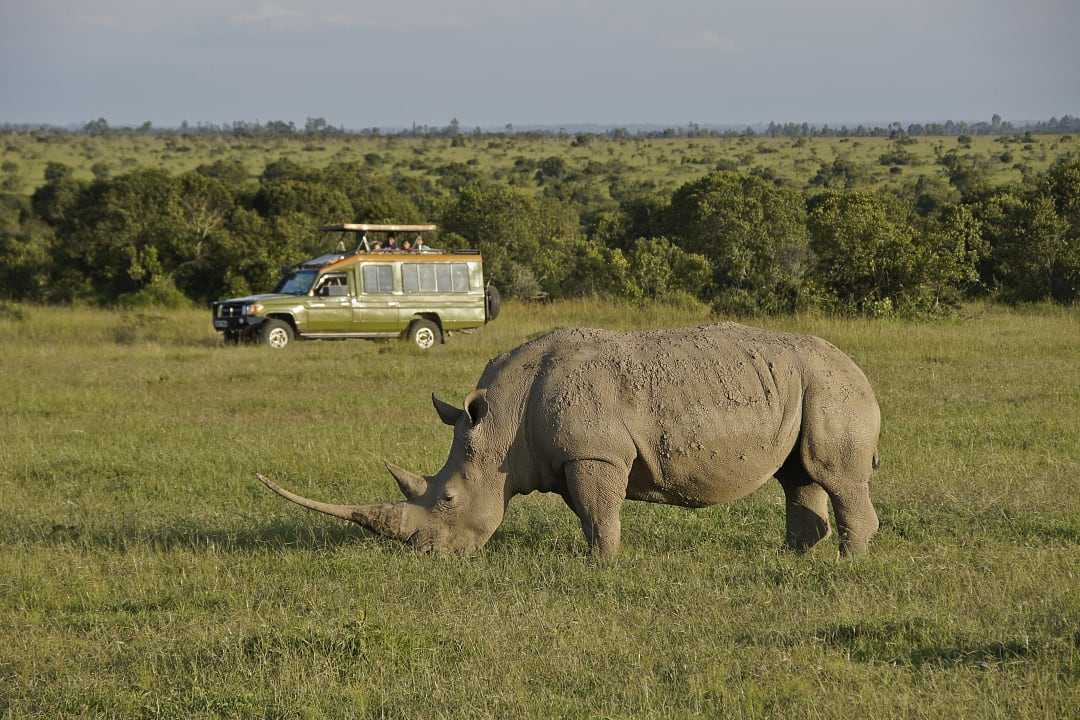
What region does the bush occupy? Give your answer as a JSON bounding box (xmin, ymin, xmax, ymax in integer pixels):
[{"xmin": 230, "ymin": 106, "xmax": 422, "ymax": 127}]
[
  {"xmin": 808, "ymin": 192, "xmax": 982, "ymax": 315},
  {"xmin": 115, "ymin": 276, "xmax": 193, "ymax": 309},
  {"xmin": 441, "ymin": 182, "xmax": 581, "ymax": 297},
  {"xmin": 664, "ymin": 171, "xmax": 813, "ymax": 313},
  {"xmin": 626, "ymin": 237, "xmax": 712, "ymax": 301},
  {"xmin": 975, "ymin": 187, "xmax": 1078, "ymax": 303}
]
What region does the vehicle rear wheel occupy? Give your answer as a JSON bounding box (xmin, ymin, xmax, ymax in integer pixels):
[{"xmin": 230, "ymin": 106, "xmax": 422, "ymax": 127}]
[
  {"xmin": 259, "ymin": 319, "xmax": 294, "ymax": 349},
  {"xmin": 407, "ymin": 319, "xmax": 441, "ymax": 350},
  {"xmin": 485, "ymin": 284, "xmax": 501, "ymax": 321}
]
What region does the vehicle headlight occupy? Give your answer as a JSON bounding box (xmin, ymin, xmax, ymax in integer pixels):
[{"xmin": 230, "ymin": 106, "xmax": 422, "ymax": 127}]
[{"xmin": 243, "ymin": 303, "xmax": 265, "ymax": 316}]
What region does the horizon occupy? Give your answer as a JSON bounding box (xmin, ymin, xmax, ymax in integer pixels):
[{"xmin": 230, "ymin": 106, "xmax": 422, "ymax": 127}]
[
  {"xmin": 3, "ymin": 114, "xmax": 1077, "ymax": 134},
  {"xmin": 3, "ymin": 1, "xmax": 1078, "ymax": 129}
]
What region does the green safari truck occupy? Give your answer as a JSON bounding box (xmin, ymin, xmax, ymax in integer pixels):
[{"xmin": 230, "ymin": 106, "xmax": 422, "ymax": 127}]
[{"xmin": 210, "ymin": 224, "xmax": 500, "ymax": 349}]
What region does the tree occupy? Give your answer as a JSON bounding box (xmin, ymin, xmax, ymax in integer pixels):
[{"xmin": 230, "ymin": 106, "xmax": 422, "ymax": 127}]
[
  {"xmin": 535, "ymin": 156, "xmax": 568, "ymax": 183},
  {"xmin": 90, "ymin": 162, "xmax": 112, "ymax": 181},
  {"xmin": 83, "ymin": 118, "xmax": 109, "ymax": 135},
  {"xmin": 441, "ymin": 182, "xmax": 580, "ymax": 296},
  {"xmin": 44, "ymin": 162, "xmax": 72, "ymax": 183},
  {"xmin": 973, "ymin": 159, "xmax": 1080, "ymax": 303},
  {"xmin": 250, "ymin": 179, "xmax": 352, "ymax": 222},
  {"xmin": 0, "ymin": 196, "xmax": 55, "ymax": 300},
  {"xmin": 808, "ymin": 191, "xmax": 982, "ymax": 315},
  {"xmin": 626, "ymin": 237, "xmax": 712, "ymax": 300},
  {"xmin": 664, "ymin": 171, "xmax": 812, "ymax": 313},
  {"xmin": 319, "ymin": 163, "xmax": 423, "ymax": 222}
]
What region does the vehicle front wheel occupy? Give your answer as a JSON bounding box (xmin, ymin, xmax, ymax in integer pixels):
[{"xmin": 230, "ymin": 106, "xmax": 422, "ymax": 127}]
[
  {"xmin": 406, "ymin": 319, "xmax": 441, "ymax": 350},
  {"xmin": 258, "ymin": 319, "xmax": 294, "ymax": 349}
]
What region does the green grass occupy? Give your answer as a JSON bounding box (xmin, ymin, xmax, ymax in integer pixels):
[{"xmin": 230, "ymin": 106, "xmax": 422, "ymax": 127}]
[{"xmin": 1, "ymin": 300, "xmax": 1078, "ymax": 718}]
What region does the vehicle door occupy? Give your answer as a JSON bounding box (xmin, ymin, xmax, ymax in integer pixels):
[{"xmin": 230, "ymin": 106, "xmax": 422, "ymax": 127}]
[
  {"xmin": 400, "ymin": 260, "xmax": 478, "ymax": 329},
  {"xmin": 354, "ymin": 262, "xmax": 401, "ymax": 332},
  {"xmin": 304, "ymin": 272, "xmax": 353, "ymax": 332}
]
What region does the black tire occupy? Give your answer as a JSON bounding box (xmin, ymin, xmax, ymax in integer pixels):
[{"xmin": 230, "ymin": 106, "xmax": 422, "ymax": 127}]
[
  {"xmin": 406, "ymin": 319, "xmax": 442, "ymax": 350},
  {"xmin": 258, "ymin": 318, "xmax": 294, "ymax": 349},
  {"xmin": 485, "ymin": 284, "xmax": 501, "ymax": 322}
]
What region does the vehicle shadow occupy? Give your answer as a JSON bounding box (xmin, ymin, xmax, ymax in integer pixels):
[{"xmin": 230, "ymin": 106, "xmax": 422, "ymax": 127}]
[{"xmin": 38, "ymin": 519, "xmax": 377, "ymax": 553}]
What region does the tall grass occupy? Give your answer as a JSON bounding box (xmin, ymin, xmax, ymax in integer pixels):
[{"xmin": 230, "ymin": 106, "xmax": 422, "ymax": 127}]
[{"xmin": 1, "ymin": 300, "xmax": 1078, "ymax": 718}]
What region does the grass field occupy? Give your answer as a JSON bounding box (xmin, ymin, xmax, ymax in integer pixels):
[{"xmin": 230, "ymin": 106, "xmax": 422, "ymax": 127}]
[
  {"xmin": 2, "ymin": 132, "xmax": 1075, "ymax": 200},
  {"xmin": 1, "ymin": 300, "xmax": 1078, "ymax": 718}
]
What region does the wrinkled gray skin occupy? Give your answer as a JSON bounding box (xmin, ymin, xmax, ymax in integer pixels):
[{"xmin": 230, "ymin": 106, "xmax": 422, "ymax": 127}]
[{"xmin": 259, "ymin": 323, "xmax": 881, "ymax": 557}]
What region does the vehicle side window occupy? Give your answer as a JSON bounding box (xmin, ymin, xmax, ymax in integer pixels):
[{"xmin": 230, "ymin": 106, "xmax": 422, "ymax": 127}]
[
  {"xmin": 436, "ymin": 264, "xmax": 452, "ymax": 292},
  {"xmin": 403, "ymin": 264, "xmax": 419, "ymax": 293},
  {"xmin": 362, "ymin": 264, "xmax": 394, "ymax": 294},
  {"xmin": 402, "ymin": 263, "xmax": 472, "ymax": 294},
  {"xmin": 418, "ymin": 264, "xmax": 437, "ymax": 292},
  {"xmin": 451, "ymin": 263, "xmax": 470, "ymax": 292},
  {"xmin": 314, "ymin": 273, "xmax": 350, "ymax": 296}
]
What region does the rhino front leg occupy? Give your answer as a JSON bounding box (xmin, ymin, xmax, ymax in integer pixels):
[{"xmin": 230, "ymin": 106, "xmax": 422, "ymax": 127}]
[{"xmin": 564, "ymin": 459, "xmax": 628, "ymax": 558}]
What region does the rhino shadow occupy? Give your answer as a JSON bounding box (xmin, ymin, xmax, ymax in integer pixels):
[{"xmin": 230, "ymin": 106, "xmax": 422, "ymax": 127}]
[{"xmin": 39, "ymin": 519, "xmax": 370, "ymax": 553}]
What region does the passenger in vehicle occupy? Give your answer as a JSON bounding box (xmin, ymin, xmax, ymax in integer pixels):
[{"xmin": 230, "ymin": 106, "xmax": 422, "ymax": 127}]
[
  {"xmin": 386, "ymin": 236, "xmax": 399, "ymax": 252},
  {"xmin": 402, "ymin": 239, "xmax": 413, "ymax": 253}
]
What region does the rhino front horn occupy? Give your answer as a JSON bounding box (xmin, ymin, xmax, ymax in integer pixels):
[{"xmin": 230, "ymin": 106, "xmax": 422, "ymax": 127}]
[
  {"xmin": 256, "ymin": 473, "xmax": 411, "ymax": 541},
  {"xmin": 385, "ymin": 462, "xmax": 427, "ymax": 499}
]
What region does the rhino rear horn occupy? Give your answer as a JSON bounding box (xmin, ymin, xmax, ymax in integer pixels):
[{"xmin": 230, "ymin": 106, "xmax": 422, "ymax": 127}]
[
  {"xmin": 432, "ymin": 394, "xmax": 464, "ymax": 426},
  {"xmin": 385, "ymin": 462, "xmax": 427, "ymax": 499}
]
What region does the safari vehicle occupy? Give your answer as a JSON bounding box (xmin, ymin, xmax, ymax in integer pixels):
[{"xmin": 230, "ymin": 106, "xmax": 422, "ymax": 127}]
[{"xmin": 211, "ymin": 224, "xmax": 500, "ymax": 350}]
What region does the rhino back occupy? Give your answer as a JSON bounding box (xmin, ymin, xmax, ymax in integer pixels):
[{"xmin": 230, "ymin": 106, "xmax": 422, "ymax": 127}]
[{"xmin": 517, "ymin": 323, "xmax": 873, "ymax": 506}]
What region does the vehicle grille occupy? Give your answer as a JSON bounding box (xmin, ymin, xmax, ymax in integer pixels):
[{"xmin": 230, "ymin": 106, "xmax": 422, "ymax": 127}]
[{"xmin": 217, "ymin": 303, "xmax": 243, "ymax": 319}]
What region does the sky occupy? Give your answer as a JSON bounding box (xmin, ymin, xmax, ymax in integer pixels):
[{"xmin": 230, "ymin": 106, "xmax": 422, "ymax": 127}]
[{"xmin": 2, "ymin": 0, "xmax": 1078, "ymax": 128}]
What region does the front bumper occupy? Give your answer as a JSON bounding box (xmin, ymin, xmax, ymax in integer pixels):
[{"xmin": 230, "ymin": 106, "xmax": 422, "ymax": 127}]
[
  {"xmin": 211, "ymin": 316, "xmax": 266, "ymax": 333},
  {"xmin": 211, "ymin": 302, "xmax": 266, "ymax": 333}
]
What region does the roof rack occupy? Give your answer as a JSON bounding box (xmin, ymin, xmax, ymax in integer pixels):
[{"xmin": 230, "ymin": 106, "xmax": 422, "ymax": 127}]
[
  {"xmin": 450, "ymin": 249, "xmax": 481, "ymax": 254},
  {"xmin": 320, "ymin": 223, "xmax": 437, "ymax": 232}
]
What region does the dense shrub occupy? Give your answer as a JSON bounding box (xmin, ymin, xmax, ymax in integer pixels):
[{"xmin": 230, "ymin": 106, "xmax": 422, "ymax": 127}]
[
  {"xmin": 808, "ymin": 192, "xmax": 982, "ymax": 315},
  {"xmin": 440, "ymin": 182, "xmax": 581, "ymax": 297},
  {"xmin": 664, "ymin": 171, "xmax": 812, "ymax": 313},
  {"xmin": 974, "ymin": 165, "xmax": 1080, "ymax": 303},
  {"xmin": 0, "ymin": 194, "xmax": 54, "ymax": 300},
  {"xmin": 626, "ymin": 237, "xmax": 712, "ymax": 301},
  {"xmin": 3, "ymin": 152, "xmax": 1076, "ymax": 314}
]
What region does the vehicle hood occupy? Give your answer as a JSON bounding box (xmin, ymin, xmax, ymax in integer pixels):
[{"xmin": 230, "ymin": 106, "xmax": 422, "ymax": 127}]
[{"xmin": 214, "ymin": 293, "xmax": 298, "ymax": 305}]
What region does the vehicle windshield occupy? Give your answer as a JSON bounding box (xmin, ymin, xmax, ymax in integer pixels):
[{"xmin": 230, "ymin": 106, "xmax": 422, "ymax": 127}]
[{"xmin": 274, "ymin": 269, "xmax": 318, "ymax": 295}]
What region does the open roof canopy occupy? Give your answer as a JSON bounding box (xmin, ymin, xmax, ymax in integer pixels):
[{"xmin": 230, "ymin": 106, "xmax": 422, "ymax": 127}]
[{"xmin": 320, "ymin": 223, "xmax": 438, "ymax": 233}]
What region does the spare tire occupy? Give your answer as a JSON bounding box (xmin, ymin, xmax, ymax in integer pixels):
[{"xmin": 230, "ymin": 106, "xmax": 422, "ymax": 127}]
[{"xmin": 485, "ymin": 284, "xmax": 502, "ymax": 322}]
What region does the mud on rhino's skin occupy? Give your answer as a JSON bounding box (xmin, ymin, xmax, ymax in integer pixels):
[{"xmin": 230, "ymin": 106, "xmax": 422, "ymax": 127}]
[{"xmin": 259, "ymin": 322, "xmax": 882, "ymax": 557}]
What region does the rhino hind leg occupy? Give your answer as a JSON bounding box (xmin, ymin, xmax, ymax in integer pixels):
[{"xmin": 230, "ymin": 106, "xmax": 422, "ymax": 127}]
[
  {"xmin": 776, "ymin": 458, "xmax": 832, "ymax": 552},
  {"xmin": 564, "ymin": 458, "xmax": 629, "ymax": 558},
  {"xmin": 799, "ymin": 448, "xmax": 879, "ymax": 557},
  {"xmin": 823, "ymin": 482, "xmax": 878, "ymax": 557},
  {"xmin": 798, "ymin": 390, "xmax": 881, "ymax": 557}
]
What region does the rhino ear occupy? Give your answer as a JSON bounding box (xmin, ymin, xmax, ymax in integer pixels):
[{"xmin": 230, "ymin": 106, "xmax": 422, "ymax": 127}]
[
  {"xmin": 432, "ymin": 394, "xmax": 464, "ymax": 426},
  {"xmin": 464, "ymin": 389, "xmax": 488, "ymax": 427}
]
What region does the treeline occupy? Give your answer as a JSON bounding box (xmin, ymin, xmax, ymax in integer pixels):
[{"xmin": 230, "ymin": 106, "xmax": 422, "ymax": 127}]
[
  {"xmin": 3, "ymin": 113, "xmax": 1080, "ymax": 140},
  {"xmin": 1, "ymin": 153, "xmax": 1078, "ymax": 315}
]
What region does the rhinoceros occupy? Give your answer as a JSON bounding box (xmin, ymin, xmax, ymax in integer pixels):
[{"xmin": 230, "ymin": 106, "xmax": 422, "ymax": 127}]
[{"xmin": 258, "ymin": 323, "xmax": 881, "ymax": 557}]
